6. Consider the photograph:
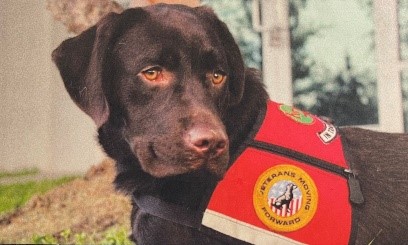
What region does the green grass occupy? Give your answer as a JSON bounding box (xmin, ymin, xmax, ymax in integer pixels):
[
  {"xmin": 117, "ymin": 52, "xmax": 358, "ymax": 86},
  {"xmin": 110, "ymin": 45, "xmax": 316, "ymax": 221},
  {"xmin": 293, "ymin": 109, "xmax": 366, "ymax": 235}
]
[
  {"xmin": 0, "ymin": 174, "xmax": 77, "ymax": 214},
  {"xmin": 0, "ymin": 169, "xmax": 134, "ymax": 244},
  {"xmin": 31, "ymin": 227, "xmax": 134, "ymax": 245},
  {"xmin": 0, "ymin": 168, "xmax": 39, "ymax": 179}
]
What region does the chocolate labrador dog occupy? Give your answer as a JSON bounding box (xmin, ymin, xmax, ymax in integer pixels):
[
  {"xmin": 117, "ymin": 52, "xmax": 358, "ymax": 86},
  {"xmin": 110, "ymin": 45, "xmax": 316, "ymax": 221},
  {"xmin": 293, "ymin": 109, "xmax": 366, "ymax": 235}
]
[{"xmin": 52, "ymin": 4, "xmax": 408, "ymax": 245}]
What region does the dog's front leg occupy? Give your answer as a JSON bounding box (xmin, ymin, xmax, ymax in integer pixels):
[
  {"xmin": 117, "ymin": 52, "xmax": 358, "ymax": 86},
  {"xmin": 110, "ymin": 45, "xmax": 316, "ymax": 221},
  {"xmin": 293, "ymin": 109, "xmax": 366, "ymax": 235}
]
[{"xmin": 131, "ymin": 205, "xmax": 226, "ymax": 245}]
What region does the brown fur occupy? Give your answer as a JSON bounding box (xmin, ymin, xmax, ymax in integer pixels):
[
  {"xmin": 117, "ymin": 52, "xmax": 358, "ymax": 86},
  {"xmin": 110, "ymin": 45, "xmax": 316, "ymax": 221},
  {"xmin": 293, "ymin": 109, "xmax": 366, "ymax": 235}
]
[{"xmin": 52, "ymin": 4, "xmax": 408, "ymax": 244}]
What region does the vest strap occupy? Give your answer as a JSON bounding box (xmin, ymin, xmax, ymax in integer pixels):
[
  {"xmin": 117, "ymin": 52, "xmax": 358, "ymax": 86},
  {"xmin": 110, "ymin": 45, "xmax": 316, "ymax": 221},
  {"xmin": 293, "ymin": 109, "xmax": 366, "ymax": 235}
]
[{"xmin": 133, "ymin": 194, "xmax": 204, "ymax": 229}]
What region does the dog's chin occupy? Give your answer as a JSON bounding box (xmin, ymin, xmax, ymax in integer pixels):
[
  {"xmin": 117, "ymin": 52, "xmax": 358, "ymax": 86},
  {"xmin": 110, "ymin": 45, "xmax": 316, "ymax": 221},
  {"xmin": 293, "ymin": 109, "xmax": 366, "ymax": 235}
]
[
  {"xmin": 140, "ymin": 156, "xmax": 229, "ymax": 179},
  {"xmin": 132, "ymin": 142, "xmax": 230, "ymax": 179}
]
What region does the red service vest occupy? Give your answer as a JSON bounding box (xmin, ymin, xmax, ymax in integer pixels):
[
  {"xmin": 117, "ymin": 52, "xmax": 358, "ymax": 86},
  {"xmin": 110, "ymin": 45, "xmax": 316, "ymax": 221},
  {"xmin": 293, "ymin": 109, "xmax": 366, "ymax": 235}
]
[{"xmin": 202, "ymin": 101, "xmax": 355, "ymax": 245}]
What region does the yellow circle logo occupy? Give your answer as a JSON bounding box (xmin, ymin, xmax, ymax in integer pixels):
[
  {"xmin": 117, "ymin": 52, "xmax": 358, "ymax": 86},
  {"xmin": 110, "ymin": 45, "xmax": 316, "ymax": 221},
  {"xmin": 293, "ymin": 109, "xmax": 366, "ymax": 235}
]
[{"xmin": 253, "ymin": 164, "xmax": 318, "ymax": 232}]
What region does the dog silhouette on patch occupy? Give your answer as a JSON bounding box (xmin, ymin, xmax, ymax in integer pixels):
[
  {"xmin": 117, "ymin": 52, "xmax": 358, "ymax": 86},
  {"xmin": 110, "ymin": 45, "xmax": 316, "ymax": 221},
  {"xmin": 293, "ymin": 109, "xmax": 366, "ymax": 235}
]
[{"xmin": 272, "ymin": 183, "xmax": 297, "ymax": 213}]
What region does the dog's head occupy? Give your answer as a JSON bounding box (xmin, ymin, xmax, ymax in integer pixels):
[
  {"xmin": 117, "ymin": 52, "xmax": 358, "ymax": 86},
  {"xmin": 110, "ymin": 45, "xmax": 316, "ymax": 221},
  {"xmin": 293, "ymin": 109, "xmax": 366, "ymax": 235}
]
[{"xmin": 52, "ymin": 4, "xmax": 246, "ymax": 178}]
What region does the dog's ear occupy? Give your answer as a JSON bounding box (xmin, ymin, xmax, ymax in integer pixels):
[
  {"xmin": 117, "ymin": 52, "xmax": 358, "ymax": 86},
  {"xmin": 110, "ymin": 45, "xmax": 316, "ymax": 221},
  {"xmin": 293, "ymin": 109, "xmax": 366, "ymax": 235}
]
[
  {"xmin": 52, "ymin": 9, "xmax": 147, "ymax": 127},
  {"xmin": 195, "ymin": 7, "xmax": 245, "ymax": 106},
  {"xmin": 52, "ymin": 13, "xmax": 120, "ymax": 127}
]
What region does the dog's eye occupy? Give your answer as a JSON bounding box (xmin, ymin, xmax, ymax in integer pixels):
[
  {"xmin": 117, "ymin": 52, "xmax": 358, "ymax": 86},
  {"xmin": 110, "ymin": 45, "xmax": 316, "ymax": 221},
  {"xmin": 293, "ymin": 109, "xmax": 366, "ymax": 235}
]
[
  {"xmin": 209, "ymin": 71, "xmax": 227, "ymax": 85},
  {"xmin": 142, "ymin": 67, "xmax": 162, "ymax": 81}
]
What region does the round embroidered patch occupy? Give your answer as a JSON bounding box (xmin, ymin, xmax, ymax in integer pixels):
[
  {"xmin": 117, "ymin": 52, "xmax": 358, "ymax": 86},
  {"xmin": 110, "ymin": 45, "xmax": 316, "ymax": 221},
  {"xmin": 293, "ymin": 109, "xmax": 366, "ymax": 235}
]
[
  {"xmin": 279, "ymin": 104, "xmax": 314, "ymax": 125},
  {"xmin": 253, "ymin": 164, "xmax": 318, "ymax": 232}
]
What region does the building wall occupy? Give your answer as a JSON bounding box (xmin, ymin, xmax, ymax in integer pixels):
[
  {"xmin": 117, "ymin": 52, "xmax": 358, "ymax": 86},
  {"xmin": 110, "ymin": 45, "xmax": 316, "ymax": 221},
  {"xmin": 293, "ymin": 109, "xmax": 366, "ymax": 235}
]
[{"xmin": 0, "ymin": 0, "xmax": 105, "ymax": 174}]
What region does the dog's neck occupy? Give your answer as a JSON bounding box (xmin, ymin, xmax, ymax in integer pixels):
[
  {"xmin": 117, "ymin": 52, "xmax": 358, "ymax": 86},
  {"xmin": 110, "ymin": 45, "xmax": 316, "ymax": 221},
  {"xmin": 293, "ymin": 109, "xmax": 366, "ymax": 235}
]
[{"xmin": 225, "ymin": 68, "xmax": 269, "ymax": 155}]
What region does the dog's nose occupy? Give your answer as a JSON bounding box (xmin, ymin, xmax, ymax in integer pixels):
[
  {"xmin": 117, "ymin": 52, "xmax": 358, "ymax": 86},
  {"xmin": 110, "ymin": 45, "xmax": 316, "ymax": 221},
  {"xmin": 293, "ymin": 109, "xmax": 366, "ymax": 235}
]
[{"xmin": 185, "ymin": 126, "xmax": 228, "ymax": 156}]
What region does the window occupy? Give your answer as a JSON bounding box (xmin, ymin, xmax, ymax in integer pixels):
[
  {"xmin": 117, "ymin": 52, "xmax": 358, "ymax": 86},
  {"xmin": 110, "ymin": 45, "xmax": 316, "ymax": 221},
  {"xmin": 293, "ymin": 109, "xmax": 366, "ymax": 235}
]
[
  {"xmin": 399, "ymin": 0, "xmax": 408, "ymax": 131},
  {"xmin": 289, "ymin": 0, "xmax": 378, "ymax": 126},
  {"xmin": 401, "ymin": 71, "xmax": 408, "ymax": 131},
  {"xmin": 207, "ymin": 0, "xmax": 407, "ymax": 133}
]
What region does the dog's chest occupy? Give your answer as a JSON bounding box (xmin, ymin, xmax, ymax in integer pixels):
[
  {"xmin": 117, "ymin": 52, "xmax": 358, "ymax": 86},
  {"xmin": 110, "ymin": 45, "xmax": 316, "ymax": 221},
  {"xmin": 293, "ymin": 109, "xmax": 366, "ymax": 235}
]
[{"xmin": 202, "ymin": 101, "xmax": 358, "ymax": 244}]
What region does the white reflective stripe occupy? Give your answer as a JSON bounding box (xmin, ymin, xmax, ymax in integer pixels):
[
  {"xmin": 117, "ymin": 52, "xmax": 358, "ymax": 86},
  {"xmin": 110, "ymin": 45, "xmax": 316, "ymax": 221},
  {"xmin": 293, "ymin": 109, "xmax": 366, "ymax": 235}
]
[{"xmin": 202, "ymin": 210, "xmax": 305, "ymax": 245}]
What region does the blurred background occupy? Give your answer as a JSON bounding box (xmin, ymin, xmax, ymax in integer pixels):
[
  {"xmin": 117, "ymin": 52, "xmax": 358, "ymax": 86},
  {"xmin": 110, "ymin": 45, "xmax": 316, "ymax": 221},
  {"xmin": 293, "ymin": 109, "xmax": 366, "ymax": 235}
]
[{"xmin": 1, "ymin": 0, "xmax": 407, "ymax": 175}]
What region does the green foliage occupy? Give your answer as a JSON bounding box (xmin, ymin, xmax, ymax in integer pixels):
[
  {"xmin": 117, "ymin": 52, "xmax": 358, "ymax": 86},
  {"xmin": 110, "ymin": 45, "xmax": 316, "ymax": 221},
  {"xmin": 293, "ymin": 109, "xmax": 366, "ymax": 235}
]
[
  {"xmin": 31, "ymin": 227, "xmax": 133, "ymax": 245},
  {"xmin": 74, "ymin": 232, "xmax": 88, "ymax": 245},
  {"xmin": 205, "ymin": 0, "xmax": 378, "ymax": 126},
  {"xmin": 100, "ymin": 227, "xmax": 133, "ymax": 245},
  {"xmin": 32, "ymin": 234, "xmax": 58, "ymax": 244},
  {"xmin": 400, "ymin": 71, "xmax": 408, "ymax": 131},
  {"xmin": 310, "ymin": 63, "xmax": 377, "ymax": 125},
  {"xmin": 202, "ymin": 0, "xmax": 262, "ymax": 69},
  {"xmin": 0, "ymin": 170, "xmax": 132, "ymax": 244},
  {"xmin": 0, "ymin": 168, "xmax": 39, "ymax": 179},
  {"xmin": 289, "ymin": 0, "xmax": 319, "ymax": 82},
  {"xmin": 0, "ymin": 176, "xmax": 76, "ymax": 214},
  {"xmin": 289, "ymin": 0, "xmax": 378, "ymax": 126},
  {"xmin": 400, "ymin": 1, "xmax": 408, "ymax": 59}
]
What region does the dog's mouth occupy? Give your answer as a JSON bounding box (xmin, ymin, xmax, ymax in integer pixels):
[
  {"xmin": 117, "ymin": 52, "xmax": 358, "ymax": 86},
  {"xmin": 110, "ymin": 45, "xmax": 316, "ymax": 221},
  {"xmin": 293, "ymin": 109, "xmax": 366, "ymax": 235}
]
[{"xmin": 129, "ymin": 136, "xmax": 230, "ymax": 178}]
